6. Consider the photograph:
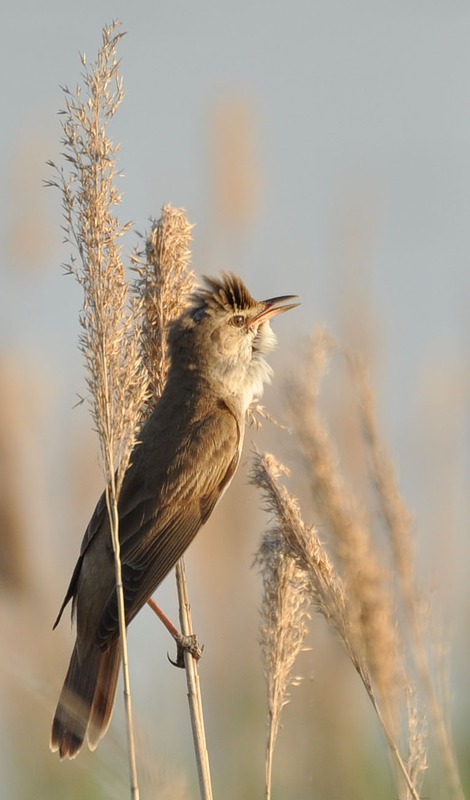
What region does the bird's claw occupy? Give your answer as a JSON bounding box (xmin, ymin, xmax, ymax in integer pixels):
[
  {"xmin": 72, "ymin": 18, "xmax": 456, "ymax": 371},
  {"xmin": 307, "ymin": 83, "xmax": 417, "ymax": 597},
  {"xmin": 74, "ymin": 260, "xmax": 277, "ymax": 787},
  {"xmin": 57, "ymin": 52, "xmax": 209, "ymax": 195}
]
[{"xmin": 168, "ymin": 634, "xmax": 204, "ymax": 668}]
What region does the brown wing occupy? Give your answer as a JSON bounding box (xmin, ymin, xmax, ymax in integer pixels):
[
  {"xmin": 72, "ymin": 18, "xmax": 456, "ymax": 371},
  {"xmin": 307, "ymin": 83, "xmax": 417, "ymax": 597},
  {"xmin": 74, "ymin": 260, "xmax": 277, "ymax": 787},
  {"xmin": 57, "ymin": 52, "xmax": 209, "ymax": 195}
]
[
  {"xmin": 96, "ymin": 405, "xmax": 240, "ymax": 649},
  {"xmin": 52, "ymin": 490, "xmax": 108, "ymax": 629}
]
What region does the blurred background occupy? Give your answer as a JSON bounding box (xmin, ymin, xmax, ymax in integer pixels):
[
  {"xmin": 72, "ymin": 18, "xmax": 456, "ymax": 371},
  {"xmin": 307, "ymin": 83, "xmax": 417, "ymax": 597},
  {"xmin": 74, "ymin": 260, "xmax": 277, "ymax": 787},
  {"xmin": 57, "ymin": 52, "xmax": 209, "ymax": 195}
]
[{"xmin": 1, "ymin": 2, "xmax": 469, "ymax": 797}]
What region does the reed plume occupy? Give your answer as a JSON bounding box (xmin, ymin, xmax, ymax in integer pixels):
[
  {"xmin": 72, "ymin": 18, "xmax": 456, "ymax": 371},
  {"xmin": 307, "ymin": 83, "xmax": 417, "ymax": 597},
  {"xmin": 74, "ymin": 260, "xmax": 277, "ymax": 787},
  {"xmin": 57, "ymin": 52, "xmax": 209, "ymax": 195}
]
[
  {"xmin": 287, "ymin": 330, "xmax": 401, "ymax": 722},
  {"xmin": 252, "ymin": 449, "xmax": 425, "ymax": 800},
  {"xmin": 132, "ymin": 209, "xmax": 213, "ymax": 800},
  {"xmin": 350, "ymin": 351, "xmax": 463, "ymax": 800},
  {"xmin": 253, "ymin": 458, "xmax": 310, "ymax": 800},
  {"xmin": 49, "ymin": 17, "xmax": 214, "ymax": 796},
  {"xmin": 47, "ymin": 21, "xmax": 143, "ymax": 796},
  {"xmin": 286, "ymin": 330, "xmax": 430, "ymax": 798},
  {"xmin": 250, "ymin": 324, "xmax": 456, "ymax": 798},
  {"xmin": 131, "ymin": 206, "xmax": 195, "ymax": 405}
]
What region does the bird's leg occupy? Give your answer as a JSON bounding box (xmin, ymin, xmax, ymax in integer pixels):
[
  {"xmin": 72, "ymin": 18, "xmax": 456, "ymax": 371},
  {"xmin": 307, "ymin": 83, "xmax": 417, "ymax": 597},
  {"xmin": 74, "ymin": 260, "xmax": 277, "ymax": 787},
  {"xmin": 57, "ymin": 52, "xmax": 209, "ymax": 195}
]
[{"xmin": 146, "ymin": 597, "xmax": 203, "ymax": 667}]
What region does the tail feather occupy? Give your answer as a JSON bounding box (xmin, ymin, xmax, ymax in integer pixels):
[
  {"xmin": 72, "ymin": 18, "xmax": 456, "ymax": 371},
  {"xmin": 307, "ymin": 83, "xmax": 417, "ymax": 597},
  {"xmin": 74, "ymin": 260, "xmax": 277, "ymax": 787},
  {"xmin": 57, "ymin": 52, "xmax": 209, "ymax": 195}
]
[
  {"xmin": 88, "ymin": 642, "xmax": 121, "ymax": 750},
  {"xmin": 50, "ymin": 642, "xmax": 120, "ymax": 759}
]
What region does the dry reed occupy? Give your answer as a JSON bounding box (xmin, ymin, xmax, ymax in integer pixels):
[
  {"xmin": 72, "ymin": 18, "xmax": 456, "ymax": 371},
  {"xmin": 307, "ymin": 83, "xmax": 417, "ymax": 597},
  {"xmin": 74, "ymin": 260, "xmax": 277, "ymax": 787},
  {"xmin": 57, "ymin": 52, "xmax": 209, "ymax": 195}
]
[
  {"xmin": 349, "ymin": 352, "xmax": 464, "ymax": 800},
  {"xmin": 211, "ymin": 98, "xmax": 260, "ymax": 230},
  {"xmin": 49, "ymin": 19, "xmax": 214, "ymax": 798},
  {"xmin": 132, "ymin": 208, "xmax": 214, "ymax": 799},
  {"xmin": 286, "ymin": 330, "xmax": 431, "ymax": 798},
  {"xmin": 250, "ymin": 325, "xmax": 456, "ymax": 798},
  {"xmin": 286, "ymin": 330, "xmax": 401, "ymax": 725},
  {"xmin": 0, "ymin": 357, "xmax": 30, "ymax": 592},
  {"xmin": 47, "ymin": 21, "xmax": 144, "ymax": 797},
  {"xmin": 253, "ymin": 458, "xmax": 311, "ymax": 800},
  {"xmin": 252, "ymin": 450, "xmax": 424, "ymax": 800},
  {"xmin": 131, "ymin": 206, "xmax": 195, "ymax": 406}
]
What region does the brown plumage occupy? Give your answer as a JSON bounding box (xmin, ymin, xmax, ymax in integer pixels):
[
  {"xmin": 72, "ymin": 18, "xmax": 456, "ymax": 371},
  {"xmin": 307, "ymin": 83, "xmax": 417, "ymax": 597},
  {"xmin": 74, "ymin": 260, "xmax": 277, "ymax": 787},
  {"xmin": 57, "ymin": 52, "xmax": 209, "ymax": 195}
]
[{"xmin": 51, "ymin": 274, "xmax": 298, "ymax": 758}]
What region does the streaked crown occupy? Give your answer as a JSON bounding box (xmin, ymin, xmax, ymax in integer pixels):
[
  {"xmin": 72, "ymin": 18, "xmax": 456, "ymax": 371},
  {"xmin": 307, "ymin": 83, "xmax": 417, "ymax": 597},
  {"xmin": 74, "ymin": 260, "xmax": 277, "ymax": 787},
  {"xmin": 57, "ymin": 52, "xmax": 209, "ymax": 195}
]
[{"xmin": 189, "ymin": 273, "xmax": 257, "ymax": 319}]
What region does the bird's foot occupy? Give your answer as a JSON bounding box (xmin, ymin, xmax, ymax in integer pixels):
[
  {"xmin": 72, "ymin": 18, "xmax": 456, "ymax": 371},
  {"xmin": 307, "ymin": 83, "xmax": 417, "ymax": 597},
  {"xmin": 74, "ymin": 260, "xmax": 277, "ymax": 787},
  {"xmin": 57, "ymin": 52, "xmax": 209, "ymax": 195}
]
[
  {"xmin": 147, "ymin": 596, "xmax": 204, "ymax": 667},
  {"xmin": 168, "ymin": 634, "xmax": 204, "ymax": 668}
]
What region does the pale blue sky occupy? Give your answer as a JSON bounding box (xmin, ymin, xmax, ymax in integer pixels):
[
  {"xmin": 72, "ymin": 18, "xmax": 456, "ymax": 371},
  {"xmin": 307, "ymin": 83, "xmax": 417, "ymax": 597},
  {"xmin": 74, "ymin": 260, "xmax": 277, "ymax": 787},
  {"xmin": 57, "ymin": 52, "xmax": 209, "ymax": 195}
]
[{"xmin": 3, "ymin": 3, "xmax": 470, "ymax": 359}]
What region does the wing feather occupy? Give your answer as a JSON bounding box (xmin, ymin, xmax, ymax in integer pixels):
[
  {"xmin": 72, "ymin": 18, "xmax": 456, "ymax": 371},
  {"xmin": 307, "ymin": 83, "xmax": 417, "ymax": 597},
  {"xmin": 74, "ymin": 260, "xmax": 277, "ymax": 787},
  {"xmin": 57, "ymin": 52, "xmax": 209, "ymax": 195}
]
[{"xmin": 96, "ymin": 406, "xmax": 240, "ymax": 648}]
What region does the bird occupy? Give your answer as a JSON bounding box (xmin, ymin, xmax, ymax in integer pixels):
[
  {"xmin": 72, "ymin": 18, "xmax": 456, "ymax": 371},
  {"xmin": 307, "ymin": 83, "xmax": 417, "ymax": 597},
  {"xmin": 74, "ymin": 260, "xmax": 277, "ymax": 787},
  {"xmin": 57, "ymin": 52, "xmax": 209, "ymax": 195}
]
[{"xmin": 50, "ymin": 272, "xmax": 298, "ymax": 759}]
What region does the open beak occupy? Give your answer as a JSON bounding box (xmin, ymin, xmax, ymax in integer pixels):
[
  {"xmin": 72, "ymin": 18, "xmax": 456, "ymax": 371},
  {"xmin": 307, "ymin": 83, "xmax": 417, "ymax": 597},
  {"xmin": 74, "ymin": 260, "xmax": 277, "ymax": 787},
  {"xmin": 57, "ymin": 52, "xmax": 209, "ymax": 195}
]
[{"xmin": 250, "ymin": 295, "xmax": 300, "ymax": 326}]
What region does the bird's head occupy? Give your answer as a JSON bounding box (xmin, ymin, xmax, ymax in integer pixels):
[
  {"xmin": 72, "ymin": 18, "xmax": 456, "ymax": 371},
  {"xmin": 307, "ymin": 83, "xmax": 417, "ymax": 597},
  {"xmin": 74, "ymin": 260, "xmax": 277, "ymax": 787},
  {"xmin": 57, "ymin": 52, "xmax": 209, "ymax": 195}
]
[{"xmin": 170, "ymin": 273, "xmax": 299, "ymax": 409}]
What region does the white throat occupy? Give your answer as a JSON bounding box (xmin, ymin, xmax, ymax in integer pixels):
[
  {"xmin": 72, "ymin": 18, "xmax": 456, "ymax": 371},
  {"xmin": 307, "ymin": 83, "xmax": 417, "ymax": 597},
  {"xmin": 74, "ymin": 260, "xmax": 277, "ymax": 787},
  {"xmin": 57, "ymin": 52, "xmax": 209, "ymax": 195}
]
[{"xmin": 241, "ymin": 322, "xmax": 277, "ymax": 412}]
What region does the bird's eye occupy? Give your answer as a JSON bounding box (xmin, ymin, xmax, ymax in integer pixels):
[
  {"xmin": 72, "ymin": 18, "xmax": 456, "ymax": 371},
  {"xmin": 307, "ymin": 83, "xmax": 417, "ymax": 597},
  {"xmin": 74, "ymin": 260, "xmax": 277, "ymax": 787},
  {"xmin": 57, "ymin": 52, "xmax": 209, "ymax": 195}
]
[
  {"xmin": 232, "ymin": 314, "xmax": 245, "ymax": 328},
  {"xmin": 192, "ymin": 308, "xmax": 206, "ymax": 323}
]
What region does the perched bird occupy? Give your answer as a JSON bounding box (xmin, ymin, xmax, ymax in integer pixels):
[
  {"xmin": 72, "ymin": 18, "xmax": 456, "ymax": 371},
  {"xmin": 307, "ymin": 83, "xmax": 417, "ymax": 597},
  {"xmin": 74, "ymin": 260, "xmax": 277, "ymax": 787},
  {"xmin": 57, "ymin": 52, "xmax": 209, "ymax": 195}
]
[{"xmin": 51, "ymin": 273, "xmax": 298, "ymax": 759}]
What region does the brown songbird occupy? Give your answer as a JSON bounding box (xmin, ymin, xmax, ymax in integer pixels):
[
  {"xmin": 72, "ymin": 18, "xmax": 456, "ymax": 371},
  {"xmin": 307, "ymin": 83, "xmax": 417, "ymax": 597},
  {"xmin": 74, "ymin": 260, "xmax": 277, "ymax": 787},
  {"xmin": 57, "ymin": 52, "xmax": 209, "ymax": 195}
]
[{"xmin": 51, "ymin": 273, "xmax": 298, "ymax": 758}]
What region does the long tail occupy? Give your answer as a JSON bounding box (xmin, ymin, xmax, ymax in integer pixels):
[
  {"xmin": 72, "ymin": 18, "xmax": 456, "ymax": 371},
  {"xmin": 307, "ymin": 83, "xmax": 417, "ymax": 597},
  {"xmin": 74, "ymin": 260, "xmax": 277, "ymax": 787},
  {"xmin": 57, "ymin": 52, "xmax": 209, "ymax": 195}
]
[{"xmin": 50, "ymin": 641, "xmax": 121, "ymax": 759}]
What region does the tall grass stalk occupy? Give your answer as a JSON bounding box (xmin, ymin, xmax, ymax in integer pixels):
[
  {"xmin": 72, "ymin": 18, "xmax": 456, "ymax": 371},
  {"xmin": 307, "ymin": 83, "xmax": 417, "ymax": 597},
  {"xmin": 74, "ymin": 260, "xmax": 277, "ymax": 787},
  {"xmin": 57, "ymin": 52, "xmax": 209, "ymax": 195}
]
[
  {"xmin": 284, "ymin": 330, "xmax": 431, "ymax": 797},
  {"xmin": 47, "ymin": 21, "xmax": 145, "ymax": 797},
  {"xmin": 251, "ymin": 327, "xmax": 456, "ymax": 798},
  {"xmin": 350, "ymin": 353, "xmax": 464, "ymax": 800},
  {"xmin": 49, "ymin": 17, "xmax": 213, "ymax": 794},
  {"xmin": 252, "ymin": 452, "xmax": 424, "ymax": 800},
  {"xmin": 175, "ymin": 559, "xmax": 213, "ymax": 800},
  {"xmin": 253, "ymin": 458, "xmax": 310, "ymax": 800},
  {"xmin": 132, "ymin": 208, "xmax": 213, "ymax": 799},
  {"xmin": 287, "ymin": 331, "xmax": 401, "ymax": 730}
]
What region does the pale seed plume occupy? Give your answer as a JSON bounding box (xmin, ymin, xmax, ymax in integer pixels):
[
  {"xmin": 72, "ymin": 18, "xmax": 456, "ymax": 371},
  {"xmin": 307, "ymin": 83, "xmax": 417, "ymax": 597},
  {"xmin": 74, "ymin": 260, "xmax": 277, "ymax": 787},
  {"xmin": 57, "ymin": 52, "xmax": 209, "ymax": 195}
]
[
  {"xmin": 253, "ymin": 457, "xmax": 310, "ymax": 800},
  {"xmin": 131, "ymin": 206, "xmax": 195, "ymax": 406},
  {"xmin": 286, "ymin": 330, "xmax": 400, "ymax": 721},
  {"xmin": 48, "ymin": 21, "xmax": 141, "ymax": 794},
  {"xmin": 47, "ymin": 21, "xmax": 147, "ymax": 492},
  {"xmin": 252, "ymin": 450, "xmax": 424, "ymax": 800},
  {"xmin": 132, "ymin": 207, "xmax": 213, "ymax": 799},
  {"xmin": 349, "ymin": 352, "xmax": 463, "ymax": 800}
]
